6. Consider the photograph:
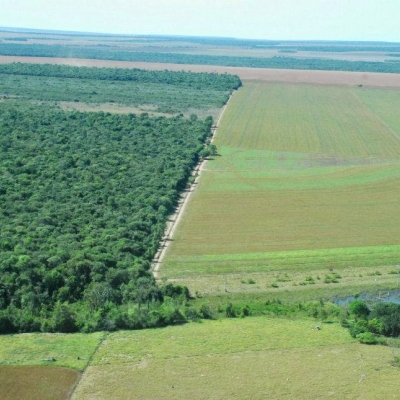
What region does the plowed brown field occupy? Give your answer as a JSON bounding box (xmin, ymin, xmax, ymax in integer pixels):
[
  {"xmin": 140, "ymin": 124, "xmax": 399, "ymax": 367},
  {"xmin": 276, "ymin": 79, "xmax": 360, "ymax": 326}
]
[
  {"xmin": 2, "ymin": 55, "xmax": 400, "ymax": 87},
  {"xmin": 0, "ymin": 366, "xmax": 79, "ymax": 400}
]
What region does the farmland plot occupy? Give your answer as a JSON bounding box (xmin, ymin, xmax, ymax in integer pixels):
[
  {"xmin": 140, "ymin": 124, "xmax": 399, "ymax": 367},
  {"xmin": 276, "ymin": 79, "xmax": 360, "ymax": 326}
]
[
  {"xmin": 72, "ymin": 317, "xmax": 400, "ymax": 399},
  {"xmin": 162, "ymin": 83, "xmax": 400, "ymax": 295},
  {"xmin": 0, "ymin": 332, "xmax": 103, "ymax": 400}
]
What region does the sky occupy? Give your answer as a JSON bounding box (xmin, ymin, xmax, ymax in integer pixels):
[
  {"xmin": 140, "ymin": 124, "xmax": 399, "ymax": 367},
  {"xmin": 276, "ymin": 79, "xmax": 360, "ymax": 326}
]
[{"xmin": 1, "ymin": 0, "xmax": 400, "ymax": 42}]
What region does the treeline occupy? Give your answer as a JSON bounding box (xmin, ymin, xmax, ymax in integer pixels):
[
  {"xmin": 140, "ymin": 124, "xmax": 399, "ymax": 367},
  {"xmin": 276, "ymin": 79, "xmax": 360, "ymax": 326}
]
[
  {"xmin": 138, "ymin": 36, "xmax": 400, "ymax": 52},
  {"xmin": 0, "ymin": 63, "xmax": 240, "ymax": 113},
  {"xmin": 2, "ymin": 43, "xmax": 400, "ymax": 73},
  {"xmin": 274, "ymin": 45, "xmax": 400, "ymax": 53},
  {"xmin": 0, "ymin": 101, "xmax": 213, "ymax": 333},
  {"xmin": 0, "ymin": 63, "xmax": 241, "ymax": 91}
]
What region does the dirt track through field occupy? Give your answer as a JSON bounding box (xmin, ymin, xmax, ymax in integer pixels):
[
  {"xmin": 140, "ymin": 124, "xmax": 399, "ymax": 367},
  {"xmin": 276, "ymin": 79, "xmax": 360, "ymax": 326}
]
[
  {"xmin": 151, "ymin": 95, "xmax": 231, "ymax": 278},
  {"xmin": 2, "ymin": 55, "xmax": 400, "ymax": 87}
]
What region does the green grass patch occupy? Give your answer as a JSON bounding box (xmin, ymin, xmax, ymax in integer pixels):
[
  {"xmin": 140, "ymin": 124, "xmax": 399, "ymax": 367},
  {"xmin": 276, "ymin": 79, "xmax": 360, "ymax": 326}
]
[
  {"xmin": 165, "ymin": 244, "xmax": 400, "ymax": 277},
  {"xmin": 91, "ymin": 317, "xmax": 352, "ymax": 365},
  {"xmin": 0, "ymin": 332, "xmax": 103, "ymax": 370}
]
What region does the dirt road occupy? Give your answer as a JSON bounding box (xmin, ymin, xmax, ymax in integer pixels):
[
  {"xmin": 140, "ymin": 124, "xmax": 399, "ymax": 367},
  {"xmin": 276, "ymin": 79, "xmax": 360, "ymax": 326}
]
[{"xmin": 151, "ymin": 95, "xmax": 231, "ymax": 278}]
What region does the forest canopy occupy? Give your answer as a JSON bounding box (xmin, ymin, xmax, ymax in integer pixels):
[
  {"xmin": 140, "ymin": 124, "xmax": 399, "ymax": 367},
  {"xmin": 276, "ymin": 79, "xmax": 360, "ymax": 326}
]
[{"xmin": 0, "ymin": 65, "xmax": 241, "ymax": 333}]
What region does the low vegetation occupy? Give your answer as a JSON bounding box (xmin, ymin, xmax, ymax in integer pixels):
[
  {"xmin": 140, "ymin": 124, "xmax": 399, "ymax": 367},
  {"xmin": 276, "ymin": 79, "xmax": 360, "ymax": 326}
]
[
  {"xmin": 0, "ymin": 332, "xmax": 103, "ymax": 369},
  {"xmin": 72, "ymin": 315, "xmax": 400, "ymax": 399}
]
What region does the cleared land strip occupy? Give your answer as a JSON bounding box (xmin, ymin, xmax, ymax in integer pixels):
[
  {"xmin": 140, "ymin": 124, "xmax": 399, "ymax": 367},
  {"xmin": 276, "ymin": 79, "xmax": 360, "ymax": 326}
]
[
  {"xmin": 161, "ymin": 82, "xmax": 400, "ymax": 296},
  {"xmin": 2, "ymin": 55, "xmax": 400, "ymax": 87}
]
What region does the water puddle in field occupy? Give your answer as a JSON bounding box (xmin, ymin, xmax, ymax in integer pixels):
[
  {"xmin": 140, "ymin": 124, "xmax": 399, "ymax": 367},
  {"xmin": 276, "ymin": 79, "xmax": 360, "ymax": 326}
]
[{"xmin": 333, "ymin": 289, "xmax": 400, "ymax": 306}]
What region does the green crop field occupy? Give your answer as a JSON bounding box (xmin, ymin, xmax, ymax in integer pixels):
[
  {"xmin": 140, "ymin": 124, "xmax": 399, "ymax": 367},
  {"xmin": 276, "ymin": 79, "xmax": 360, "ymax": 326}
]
[
  {"xmin": 162, "ymin": 83, "xmax": 400, "ymax": 296},
  {"xmin": 72, "ymin": 317, "xmax": 400, "ymax": 399}
]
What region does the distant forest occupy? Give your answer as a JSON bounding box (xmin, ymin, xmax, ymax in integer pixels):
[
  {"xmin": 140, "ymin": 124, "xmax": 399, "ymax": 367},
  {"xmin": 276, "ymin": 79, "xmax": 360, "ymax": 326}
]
[
  {"xmin": 0, "ymin": 65, "xmax": 241, "ymax": 333},
  {"xmin": 2, "ymin": 42, "xmax": 400, "ymax": 73},
  {"xmin": 0, "ymin": 63, "xmax": 241, "ymax": 113}
]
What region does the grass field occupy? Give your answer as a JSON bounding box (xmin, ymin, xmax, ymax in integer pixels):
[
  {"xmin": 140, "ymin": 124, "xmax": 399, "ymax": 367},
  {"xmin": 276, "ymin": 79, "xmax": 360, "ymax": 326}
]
[
  {"xmin": 72, "ymin": 317, "xmax": 400, "ymax": 399},
  {"xmin": 162, "ymin": 83, "xmax": 400, "ymax": 296},
  {"xmin": 0, "ymin": 332, "xmax": 104, "ymax": 369}
]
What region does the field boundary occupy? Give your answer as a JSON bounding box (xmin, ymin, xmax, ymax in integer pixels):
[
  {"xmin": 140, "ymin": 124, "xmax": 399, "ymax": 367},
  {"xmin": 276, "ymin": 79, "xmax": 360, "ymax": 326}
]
[
  {"xmin": 67, "ymin": 332, "xmax": 108, "ymax": 400},
  {"xmin": 350, "ymin": 89, "xmax": 400, "ymax": 142},
  {"xmin": 152, "ymin": 93, "xmax": 234, "ymax": 278}
]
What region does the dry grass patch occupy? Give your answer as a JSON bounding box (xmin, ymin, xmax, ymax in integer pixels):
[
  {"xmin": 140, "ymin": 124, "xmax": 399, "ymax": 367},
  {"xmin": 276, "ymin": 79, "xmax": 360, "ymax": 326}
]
[
  {"xmin": 58, "ymin": 101, "xmax": 221, "ymax": 119},
  {"xmin": 171, "ymin": 265, "xmax": 400, "ymax": 297}
]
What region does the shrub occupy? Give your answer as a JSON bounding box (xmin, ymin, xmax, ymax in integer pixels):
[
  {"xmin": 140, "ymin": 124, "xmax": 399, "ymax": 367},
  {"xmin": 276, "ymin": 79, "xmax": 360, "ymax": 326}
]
[
  {"xmin": 199, "ymin": 304, "xmax": 215, "ymax": 320},
  {"xmin": 324, "ymin": 275, "xmax": 339, "ymax": 284},
  {"xmin": 368, "ymin": 318, "xmax": 384, "ymax": 334},
  {"xmin": 356, "ymin": 332, "xmax": 377, "ymax": 344},
  {"xmin": 348, "ymin": 320, "xmax": 369, "ymax": 338},
  {"xmin": 240, "ymin": 305, "xmax": 250, "ymax": 317},
  {"xmin": 225, "ymin": 303, "xmax": 236, "ymax": 318},
  {"xmin": 349, "ymin": 300, "xmax": 370, "ymax": 319},
  {"xmin": 185, "ymin": 307, "xmax": 200, "ymax": 322},
  {"xmin": 370, "ymin": 303, "xmax": 400, "ymax": 337}
]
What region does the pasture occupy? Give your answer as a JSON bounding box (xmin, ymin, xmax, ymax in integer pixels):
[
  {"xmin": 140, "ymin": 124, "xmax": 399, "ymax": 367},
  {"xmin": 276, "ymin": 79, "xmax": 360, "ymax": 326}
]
[
  {"xmin": 0, "ymin": 332, "xmax": 103, "ymax": 369},
  {"xmin": 162, "ymin": 83, "xmax": 400, "ymax": 296},
  {"xmin": 72, "ymin": 317, "xmax": 400, "ymax": 399}
]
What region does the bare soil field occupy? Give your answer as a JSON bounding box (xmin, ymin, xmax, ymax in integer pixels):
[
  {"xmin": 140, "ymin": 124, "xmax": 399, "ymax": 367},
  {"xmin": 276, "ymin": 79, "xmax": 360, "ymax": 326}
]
[
  {"xmin": 0, "ymin": 366, "xmax": 79, "ymax": 400},
  {"xmin": 2, "ymin": 55, "xmax": 400, "ymax": 87}
]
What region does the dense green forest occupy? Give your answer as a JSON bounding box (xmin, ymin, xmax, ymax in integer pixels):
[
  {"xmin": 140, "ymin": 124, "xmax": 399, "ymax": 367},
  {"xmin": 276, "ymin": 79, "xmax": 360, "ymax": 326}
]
[
  {"xmin": 0, "ymin": 65, "xmax": 241, "ymax": 333},
  {"xmin": 2, "ymin": 43, "xmax": 400, "ymax": 73},
  {"xmin": 0, "ymin": 63, "xmax": 241, "ymax": 89},
  {"xmin": 0, "ymin": 102, "xmax": 212, "ymax": 333},
  {"xmin": 0, "ymin": 63, "xmax": 241, "ymax": 113}
]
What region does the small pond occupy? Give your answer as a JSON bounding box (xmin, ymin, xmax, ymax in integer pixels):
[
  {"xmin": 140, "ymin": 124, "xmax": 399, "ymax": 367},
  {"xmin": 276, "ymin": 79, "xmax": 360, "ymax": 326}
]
[{"xmin": 333, "ymin": 289, "xmax": 400, "ymax": 306}]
